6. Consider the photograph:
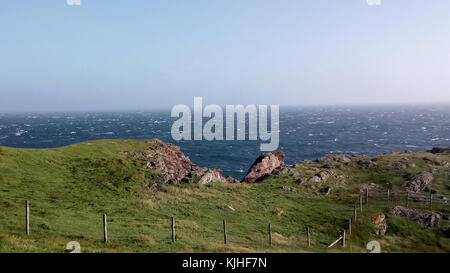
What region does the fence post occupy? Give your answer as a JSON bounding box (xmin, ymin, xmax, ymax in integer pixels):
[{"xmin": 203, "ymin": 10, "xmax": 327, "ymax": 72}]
[
  {"xmin": 354, "ymin": 205, "xmax": 357, "ymax": 222},
  {"xmin": 387, "ymin": 189, "xmax": 390, "ymax": 204},
  {"xmin": 365, "ymin": 188, "xmax": 369, "ymax": 204},
  {"xmin": 307, "ymin": 227, "xmax": 311, "ymax": 247},
  {"xmin": 342, "ymin": 230, "xmax": 346, "ymax": 247},
  {"xmin": 268, "ymin": 223, "xmax": 272, "ymax": 246},
  {"xmin": 172, "ymin": 216, "xmax": 176, "ymax": 242},
  {"xmin": 406, "ymin": 192, "xmax": 409, "ymax": 208},
  {"xmin": 26, "ymin": 200, "xmax": 30, "ymax": 235},
  {"xmin": 348, "ymin": 218, "xmax": 352, "ymax": 235},
  {"xmin": 360, "ymin": 194, "xmax": 363, "ymax": 212},
  {"xmin": 430, "ymin": 192, "xmax": 433, "ymax": 210},
  {"xmin": 103, "ymin": 214, "xmax": 108, "ymax": 243},
  {"xmin": 223, "ymin": 220, "xmax": 227, "ymax": 245}
]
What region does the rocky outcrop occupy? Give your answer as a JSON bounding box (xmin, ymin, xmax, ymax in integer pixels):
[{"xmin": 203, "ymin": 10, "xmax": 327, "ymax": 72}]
[
  {"xmin": 423, "ymin": 157, "xmax": 449, "ymax": 167},
  {"xmin": 124, "ymin": 139, "xmax": 230, "ymax": 191},
  {"xmin": 402, "ymin": 172, "xmax": 433, "ymax": 193},
  {"xmin": 429, "ymin": 147, "xmax": 450, "ymax": 154},
  {"xmin": 385, "ymin": 160, "xmax": 416, "ymax": 170},
  {"xmin": 242, "ymin": 151, "xmax": 285, "ymax": 183},
  {"xmin": 298, "ymin": 170, "xmax": 336, "ymax": 184},
  {"xmin": 393, "ymin": 206, "xmax": 441, "ymax": 228},
  {"xmin": 372, "ymin": 214, "xmax": 387, "ymax": 236}
]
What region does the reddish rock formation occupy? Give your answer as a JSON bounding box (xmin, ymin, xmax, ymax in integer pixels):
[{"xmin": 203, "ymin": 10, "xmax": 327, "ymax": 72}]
[
  {"xmin": 242, "ymin": 151, "xmax": 285, "ymax": 183},
  {"xmin": 124, "ymin": 139, "xmax": 229, "ymax": 191},
  {"xmin": 371, "ymin": 214, "xmax": 387, "ymax": 236}
]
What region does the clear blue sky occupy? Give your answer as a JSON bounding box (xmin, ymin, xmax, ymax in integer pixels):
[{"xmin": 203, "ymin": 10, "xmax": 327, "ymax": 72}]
[{"xmin": 1, "ymin": 0, "xmax": 450, "ymax": 112}]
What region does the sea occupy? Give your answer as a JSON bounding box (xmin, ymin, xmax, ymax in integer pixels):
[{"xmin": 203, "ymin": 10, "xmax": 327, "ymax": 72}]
[{"xmin": 1, "ymin": 105, "xmax": 449, "ymax": 180}]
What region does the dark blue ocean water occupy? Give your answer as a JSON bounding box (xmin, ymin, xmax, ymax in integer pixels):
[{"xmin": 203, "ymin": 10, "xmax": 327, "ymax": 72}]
[{"xmin": 1, "ymin": 105, "xmax": 449, "ymax": 180}]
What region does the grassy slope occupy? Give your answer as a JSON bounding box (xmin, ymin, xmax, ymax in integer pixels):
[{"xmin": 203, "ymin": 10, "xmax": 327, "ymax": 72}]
[{"xmin": 0, "ymin": 140, "xmax": 449, "ymax": 253}]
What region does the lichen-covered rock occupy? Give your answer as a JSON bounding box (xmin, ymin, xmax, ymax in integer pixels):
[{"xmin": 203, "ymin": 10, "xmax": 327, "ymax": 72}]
[
  {"xmin": 124, "ymin": 139, "xmax": 230, "ymax": 191},
  {"xmin": 242, "ymin": 151, "xmax": 285, "ymax": 183},
  {"xmin": 402, "ymin": 172, "xmax": 433, "ymax": 193},
  {"xmin": 393, "ymin": 206, "xmax": 441, "ymax": 228}
]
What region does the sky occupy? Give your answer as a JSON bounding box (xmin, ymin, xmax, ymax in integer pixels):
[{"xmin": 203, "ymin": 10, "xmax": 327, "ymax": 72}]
[{"xmin": 0, "ymin": 0, "xmax": 450, "ymax": 112}]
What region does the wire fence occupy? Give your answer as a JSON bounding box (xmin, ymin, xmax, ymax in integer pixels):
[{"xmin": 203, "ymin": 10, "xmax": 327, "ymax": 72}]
[{"xmin": 0, "ymin": 188, "xmax": 449, "ymax": 251}]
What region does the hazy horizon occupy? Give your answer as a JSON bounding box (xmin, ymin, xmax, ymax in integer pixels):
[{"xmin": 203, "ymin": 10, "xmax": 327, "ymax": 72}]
[{"xmin": 1, "ymin": 0, "xmax": 450, "ymax": 112}]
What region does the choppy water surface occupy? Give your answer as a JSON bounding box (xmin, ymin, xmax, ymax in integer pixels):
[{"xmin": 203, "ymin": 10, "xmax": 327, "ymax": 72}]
[{"xmin": 1, "ymin": 105, "xmax": 449, "ymax": 180}]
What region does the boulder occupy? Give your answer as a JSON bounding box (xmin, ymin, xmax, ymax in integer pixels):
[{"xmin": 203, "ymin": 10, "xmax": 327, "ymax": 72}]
[
  {"xmin": 242, "ymin": 151, "xmax": 285, "ymax": 183},
  {"xmin": 371, "ymin": 214, "xmax": 387, "ymax": 236},
  {"xmin": 392, "ymin": 206, "xmax": 441, "ymax": 228},
  {"xmin": 298, "ymin": 170, "xmax": 336, "ymax": 184},
  {"xmin": 402, "ymin": 172, "xmax": 433, "ymax": 193}
]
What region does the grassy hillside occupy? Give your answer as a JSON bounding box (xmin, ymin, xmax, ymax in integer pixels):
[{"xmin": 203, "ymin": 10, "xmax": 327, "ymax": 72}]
[{"xmin": 0, "ymin": 140, "xmax": 449, "ymax": 253}]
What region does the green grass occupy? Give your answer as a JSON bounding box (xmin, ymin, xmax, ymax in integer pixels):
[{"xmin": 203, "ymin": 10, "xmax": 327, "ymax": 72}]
[{"xmin": 0, "ymin": 140, "xmax": 449, "ymax": 253}]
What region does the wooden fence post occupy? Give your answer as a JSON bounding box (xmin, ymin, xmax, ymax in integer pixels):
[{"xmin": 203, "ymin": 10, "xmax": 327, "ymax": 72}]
[
  {"xmin": 307, "ymin": 227, "xmax": 311, "ymax": 247},
  {"xmin": 354, "ymin": 205, "xmax": 357, "ymax": 222},
  {"xmin": 348, "ymin": 218, "xmax": 352, "ymax": 235},
  {"xmin": 342, "ymin": 230, "xmax": 346, "ymax": 247},
  {"xmin": 26, "ymin": 200, "xmax": 30, "ymax": 235},
  {"xmin": 387, "ymin": 189, "xmax": 390, "ymax": 203},
  {"xmin": 223, "ymin": 220, "xmax": 227, "ymax": 245},
  {"xmin": 172, "ymin": 216, "xmax": 176, "ymax": 242},
  {"xmin": 268, "ymin": 223, "xmax": 272, "ymax": 246},
  {"xmin": 360, "ymin": 194, "xmax": 363, "ymax": 212},
  {"xmin": 365, "ymin": 188, "xmax": 369, "ymax": 204},
  {"xmin": 103, "ymin": 214, "xmax": 108, "ymax": 243}
]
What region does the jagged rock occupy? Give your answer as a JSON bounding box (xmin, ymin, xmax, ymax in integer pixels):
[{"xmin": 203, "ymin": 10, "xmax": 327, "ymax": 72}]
[
  {"xmin": 372, "ymin": 214, "xmax": 387, "ymax": 236},
  {"xmin": 197, "ymin": 169, "xmax": 228, "ymax": 184},
  {"xmin": 225, "ymin": 176, "xmax": 240, "ymax": 183},
  {"xmin": 124, "ymin": 139, "xmax": 231, "ymax": 190},
  {"xmin": 272, "ymin": 165, "xmax": 295, "ymax": 175},
  {"xmin": 300, "ymin": 170, "xmax": 336, "ymax": 184},
  {"xmin": 393, "ymin": 206, "xmax": 441, "ymax": 228},
  {"xmin": 429, "ymin": 147, "xmax": 450, "ymax": 154},
  {"xmin": 242, "ymin": 151, "xmax": 285, "ymax": 183},
  {"xmin": 402, "ymin": 172, "xmax": 433, "ymax": 193}
]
